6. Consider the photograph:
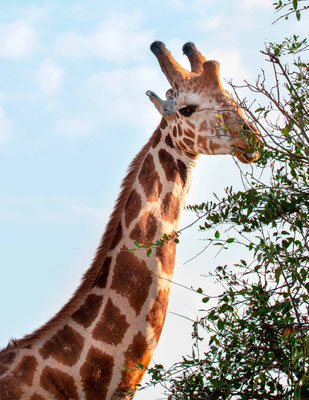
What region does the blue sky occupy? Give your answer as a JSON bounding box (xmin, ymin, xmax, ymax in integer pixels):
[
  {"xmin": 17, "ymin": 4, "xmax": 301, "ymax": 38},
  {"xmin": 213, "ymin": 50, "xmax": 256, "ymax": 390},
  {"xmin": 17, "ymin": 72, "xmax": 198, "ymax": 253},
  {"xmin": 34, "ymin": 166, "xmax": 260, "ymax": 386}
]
[{"xmin": 0, "ymin": 1, "xmax": 308, "ymax": 399}]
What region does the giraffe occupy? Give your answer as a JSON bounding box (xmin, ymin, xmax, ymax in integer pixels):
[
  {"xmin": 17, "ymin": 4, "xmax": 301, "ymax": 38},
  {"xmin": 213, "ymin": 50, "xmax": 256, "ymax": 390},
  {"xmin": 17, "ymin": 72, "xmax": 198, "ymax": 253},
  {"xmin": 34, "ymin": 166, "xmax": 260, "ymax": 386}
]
[{"xmin": 0, "ymin": 41, "xmax": 260, "ymax": 400}]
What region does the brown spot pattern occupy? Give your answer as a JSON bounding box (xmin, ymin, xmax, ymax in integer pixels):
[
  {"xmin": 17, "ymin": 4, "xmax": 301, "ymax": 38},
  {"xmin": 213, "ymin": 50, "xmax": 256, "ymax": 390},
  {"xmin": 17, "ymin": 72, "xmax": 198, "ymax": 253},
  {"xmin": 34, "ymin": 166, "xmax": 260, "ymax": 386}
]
[
  {"xmin": 30, "ymin": 394, "xmax": 45, "ymax": 400},
  {"xmin": 0, "ymin": 376, "xmax": 23, "ymax": 400},
  {"xmin": 158, "ymin": 149, "xmax": 180, "ymax": 183},
  {"xmin": 156, "ymin": 240, "xmax": 176, "ymax": 275},
  {"xmin": 209, "ymin": 140, "xmax": 221, "ymax": 153},
  {"xmin": 80, "ymin": 347, "xmax": 114, "ymax": 400},
  {"xmin": 72, "ymin": 294, "xmax": 103, "ymax": 328},
  {"xmin": 184, "ymin": 128, "xmax": 195, "ymax": 138},
  {"xmin": 14, "ymin": 355, "xmax": 37, "ymax": 386},
  {"xmin": 176, "ymin": 159, "xmax": 188, "ymax": 186},
  {"xmin": 40, "ymin": 366, "xmax": 78, "ymax": 400},
  {"xmin": 118, "ymin": 331, "xmax": 151, "ymax": 390},
  {"xmin": 161, "ymin": 192, "xmax": 180, "ymax": 223},
  {"xmin": 0, "ymin": 352, "xmax": 16, "ymax": 376},
  {"xmin": 186, "ymin": 120, "xmax": 196, "ymax": 129},
  {"xmin": 172, "ymin": 126, "xmax": 177, "ymax": 137},
  {"xmin": 160, "ymin": 118, "xmax": 167, "ymax": 129},
  {"xmin": 198, "ymin": 135, "xmax": 207, "ymax": 151},
  {"xmin": 183, "ymin": 137, "xmax": 195, "ymax": 150},
  {"xmin": 125, "ymin": 189, "xmax": 142, "ymax": 229},
  {"xmin": 111, "ymin": 250, "xmax": 152, "ymax": 315},
  {"xmin": 92, "ymin": 257, "xmax": 112, "ymax": 289},
  {"xmin": 151, "ymin": 128, "xmax": 162, "ymax": 149},
  {"xmin": 165, "ymin": 134, "xmax": 174, "ymax": 149},
  {"xmin": 110, "ymin": 222, "xmax": 123, "ymax": 250},
  {"xmin": 177, "ymin": 123, "xmax": 183, "ymax": 137},
  {"xmin": 199, "ymin": 121, "xmax": 208, "ymax": 132},
  {"xmin": 39, "ymin": 325, "xmax": 84, "ymax": 366},
  {"xmin": 147, "ymin": 289, "xmax": 169, "ymax": 342},
  {"xmin": 138, "ymin": 153, "xmax": 162, "ymax": 202},
  {"xmin": 129, "ymin": 211, "xmax": 157, "ymax": 245},
  {"xmin": 92, "ymin": 299, "xmax": 129, "ymax": 346}
]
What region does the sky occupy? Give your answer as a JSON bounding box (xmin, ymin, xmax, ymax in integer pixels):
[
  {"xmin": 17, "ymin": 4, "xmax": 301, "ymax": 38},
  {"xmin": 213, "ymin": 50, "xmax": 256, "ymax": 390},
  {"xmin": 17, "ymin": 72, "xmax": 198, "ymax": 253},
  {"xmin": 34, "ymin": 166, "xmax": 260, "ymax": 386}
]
[{"xmin": 0, "ymin": 1, "xmax": 308, "ymax": 399}]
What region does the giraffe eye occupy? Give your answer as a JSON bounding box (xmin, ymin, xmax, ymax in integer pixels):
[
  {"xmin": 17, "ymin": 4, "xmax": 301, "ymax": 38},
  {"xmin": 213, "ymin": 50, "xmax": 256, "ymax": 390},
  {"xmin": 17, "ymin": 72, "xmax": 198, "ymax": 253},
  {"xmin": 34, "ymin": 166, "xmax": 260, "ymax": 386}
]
[{"xmin": 179, "ymin": 106, "xmax": 196, "ymax": 117}]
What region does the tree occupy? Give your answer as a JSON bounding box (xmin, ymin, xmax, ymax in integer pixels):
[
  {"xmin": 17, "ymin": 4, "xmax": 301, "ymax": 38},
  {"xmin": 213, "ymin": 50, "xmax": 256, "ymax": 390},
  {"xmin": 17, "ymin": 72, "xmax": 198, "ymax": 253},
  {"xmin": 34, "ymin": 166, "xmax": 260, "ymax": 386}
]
[{"xmin": 143, "ymin": 3, "xmax": 309, "ymax": 400}]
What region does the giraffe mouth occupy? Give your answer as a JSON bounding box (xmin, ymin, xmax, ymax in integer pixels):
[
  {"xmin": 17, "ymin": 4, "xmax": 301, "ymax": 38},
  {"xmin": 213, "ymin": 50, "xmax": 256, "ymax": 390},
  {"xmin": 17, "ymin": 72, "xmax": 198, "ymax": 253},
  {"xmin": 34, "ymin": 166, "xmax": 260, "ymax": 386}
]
[{"xmin": 234, "ymin": 147, "xmax": 260, "ymax": 164}]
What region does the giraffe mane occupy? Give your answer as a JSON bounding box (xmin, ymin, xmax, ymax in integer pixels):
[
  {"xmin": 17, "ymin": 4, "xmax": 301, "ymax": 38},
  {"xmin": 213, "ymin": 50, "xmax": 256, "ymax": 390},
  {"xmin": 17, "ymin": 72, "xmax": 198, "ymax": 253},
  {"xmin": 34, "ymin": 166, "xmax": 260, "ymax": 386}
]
[{"xmin": 0, "ymin": 126, "xmax": 160, "ymax": 356}]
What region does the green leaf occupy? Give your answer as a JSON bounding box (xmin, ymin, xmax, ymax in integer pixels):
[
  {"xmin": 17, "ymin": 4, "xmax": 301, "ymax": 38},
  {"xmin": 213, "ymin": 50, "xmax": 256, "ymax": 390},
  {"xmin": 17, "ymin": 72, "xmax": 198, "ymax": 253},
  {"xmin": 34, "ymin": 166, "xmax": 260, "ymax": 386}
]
[
  {"xmin": 293, "ymin": 0, "xmax": 298, "ymax": 10},
  {"xmin": 275, "ymin": 267, "xmax": 282, "ymax": 282},
  {"xmin": 296, "ymin": 9, "xmax": 301, "ymax": 20},
  {"xmin": 196, "ymin": 287, "xmax": 203, "ymax": 294},
  {"xmin": 202, "ymin": 296, "xmax": 210, "ymax": 303},
  {"xmin": 226, "ymin": 238, "xmax": 235, "ymax": 243},
  {"xmin": 146, "ymin": 248, "xmax": 152, "ymax": 257},
  {"xmin": 217, "ymin": 319, "xmax": 225, "ymax": 331},
  {"xmin": 133, "ymin": 241, "xmax": 141, "ymax": 248},
  {"xmin": 215, "ymin": 230, "xmax": 220, "ymax": 239}
]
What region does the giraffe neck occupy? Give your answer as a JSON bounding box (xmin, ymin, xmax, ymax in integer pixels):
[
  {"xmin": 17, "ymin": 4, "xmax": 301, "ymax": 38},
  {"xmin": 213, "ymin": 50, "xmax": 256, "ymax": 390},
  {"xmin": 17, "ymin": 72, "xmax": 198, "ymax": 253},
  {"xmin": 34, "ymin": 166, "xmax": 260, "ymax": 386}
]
[{"xmin": 0, "ymin": 119, "xmax": 196, "ymax": 400}]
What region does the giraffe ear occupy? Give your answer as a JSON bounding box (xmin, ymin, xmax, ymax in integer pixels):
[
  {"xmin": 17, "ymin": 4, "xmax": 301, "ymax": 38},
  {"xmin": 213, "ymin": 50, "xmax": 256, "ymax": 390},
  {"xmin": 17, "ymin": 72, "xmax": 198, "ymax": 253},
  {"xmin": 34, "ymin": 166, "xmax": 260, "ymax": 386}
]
[{"xmin": 146, "ymin": 90, "xmax": 177, "ymax": 116}]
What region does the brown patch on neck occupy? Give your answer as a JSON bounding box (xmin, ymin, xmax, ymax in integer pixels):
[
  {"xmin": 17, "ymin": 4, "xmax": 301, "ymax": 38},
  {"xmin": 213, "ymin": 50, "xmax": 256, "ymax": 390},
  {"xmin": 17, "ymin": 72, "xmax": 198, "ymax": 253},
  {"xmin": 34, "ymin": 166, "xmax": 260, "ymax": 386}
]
[
  {"xmin": 71, "ymin": 293, "xmax": 103, "ymax": 328},
  {"xmin": 92, "ymin": 257, "xmax": 112, "ymax": 289},
  {"xmin": 92, "ymin": 298, "xmax": 129, "ymax": 345},
  {"xmin": 158, "ymin": 149, "xmax": 190, "ymax": 188},
  {"xmin": 117, "ymin": 331, "xmax": 151, "ymax": 394},
  {"xmin": 158, "ymin": 149, "xmax": 179, "ymax": 183},
  {"xmin": 40, "ymin": 366, "xmax": 79, "ymax": 400},
  {"xmin": 14, "ymin": 355, "xmax": 38, "ymax": 386},
  {"xmin": 138, "ymin": 153, "xmax": 162, "ymax": 202},
  {"xmin": 39, "ymin": 325, "xmax": 84, "ymax": 367},
  {"xmin": 0, "ymin": 376, "xmax": 23, "ymax": 400},
  {"xmin": 30, "ymin": 394, "xmax": 45, "ymax": 400},
  {"xmin": 176, "ymin": 159, "xmax": 188, "ymax": 186},
  {"xmin": 161, "ymin": 192, "xmax": 180, "ymax": 223},
  {"xmin": 160, "ymin": 118, "xmax": 167, "ymax": 129},
  {"xmin": 109, "ymin": 222, "xmax": 123, "ymax": 250},
  {"xmin": 111, "ymin": 250, "xmax": 153, "ymax": 315},
  {"xmin": 151, "ymin": 127, "xmax": 162, "ymax": 149},
  {"xmin": 0, "ymin": 351, "xmax": 16, "ymax": 376},
  {"xmin": 165, "ymin": 134, "xmax": 174, "ymax": 148},
  {"xmin": 156, "ymin": 240, "xmax": 176, "ymax": 276},
  {"xmin": 80, "ymin": 347, "xmax": 114, "ymax": 400},
  {"xmin": 146, "ymin": 289, "xmax": 169, "ymax": 342},
  {"xmin": 125, "ymin": 189, "xmax": 142, "ymax": 229},
  {"xmin": 129, "ymin": 211, "xmax": 157, "ymax": 245}
]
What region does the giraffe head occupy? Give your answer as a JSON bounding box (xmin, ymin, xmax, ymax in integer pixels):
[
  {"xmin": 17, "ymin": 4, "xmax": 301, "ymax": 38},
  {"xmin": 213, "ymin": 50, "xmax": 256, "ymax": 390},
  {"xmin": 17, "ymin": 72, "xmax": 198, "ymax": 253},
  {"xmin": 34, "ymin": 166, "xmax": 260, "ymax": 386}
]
[{"xmin": 147, "ymin": 41, "xmax": 260, "ymax": 163}]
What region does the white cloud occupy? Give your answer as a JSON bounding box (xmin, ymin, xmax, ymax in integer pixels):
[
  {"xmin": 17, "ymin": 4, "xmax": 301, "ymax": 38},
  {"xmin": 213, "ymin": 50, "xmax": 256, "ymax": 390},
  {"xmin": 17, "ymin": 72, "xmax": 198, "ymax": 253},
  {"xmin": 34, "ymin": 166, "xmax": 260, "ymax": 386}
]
[
  {"xmin": 205, "ymin": 47, "xmax": 250, "ymax": 83},
  {"xmin": 198, "ymin": 14, "xmax": 223, "ymax": 31},
  {"xmin": 56, "ymin": 11, "xmax": 154, "ymax": 63},
  {"xmin": 85, "ymin": 65, "xmax": 168, "ymax": 134},
  {"xmin": 0, "ymin": 21, "xmax": 38, "ymax": 59},
  {"xmin": 0, "ymin": 107, "xmax": 12, "ymax": 144},
  {"xmin": 56, "ymin": 114, "xmax": 98, "ymax": 138},
  {"xmin": 241, "ymin": 0, "xmax": 272, "ymax": 8},
  {"xmin": 38, "ymin": 60, "xmax": 63, "ymax": 96}
]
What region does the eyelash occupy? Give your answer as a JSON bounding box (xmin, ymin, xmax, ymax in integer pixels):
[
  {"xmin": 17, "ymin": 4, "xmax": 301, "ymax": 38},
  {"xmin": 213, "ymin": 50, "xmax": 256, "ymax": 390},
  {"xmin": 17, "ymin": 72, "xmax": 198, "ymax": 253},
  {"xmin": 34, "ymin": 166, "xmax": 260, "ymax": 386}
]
[{"xmin": 178, "ymin": 106, "xmax": 197, "ymax": 117}]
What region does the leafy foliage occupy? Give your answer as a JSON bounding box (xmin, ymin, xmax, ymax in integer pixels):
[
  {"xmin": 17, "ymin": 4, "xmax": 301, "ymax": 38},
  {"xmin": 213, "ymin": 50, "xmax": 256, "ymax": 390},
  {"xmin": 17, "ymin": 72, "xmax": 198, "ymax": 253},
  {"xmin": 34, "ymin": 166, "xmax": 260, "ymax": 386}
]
[{"xmin": 144, "ymin": 7, "xmax": 309, "ymax": 400}]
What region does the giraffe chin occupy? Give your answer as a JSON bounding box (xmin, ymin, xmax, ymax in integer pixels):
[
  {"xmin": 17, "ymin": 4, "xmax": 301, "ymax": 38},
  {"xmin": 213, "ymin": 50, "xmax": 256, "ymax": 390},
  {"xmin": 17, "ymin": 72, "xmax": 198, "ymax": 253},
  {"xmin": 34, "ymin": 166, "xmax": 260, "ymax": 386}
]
[{"xmin": 234, "ymin": 149, "xmax": 260, "ymax": 164}]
